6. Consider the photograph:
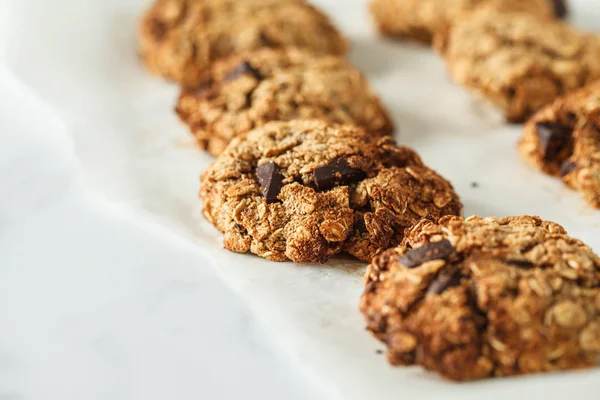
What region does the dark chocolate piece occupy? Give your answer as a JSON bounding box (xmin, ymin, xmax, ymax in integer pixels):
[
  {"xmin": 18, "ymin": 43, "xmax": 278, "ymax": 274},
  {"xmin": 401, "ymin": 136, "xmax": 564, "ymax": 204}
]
[
  {"xmin": 427, "ymin": 268, "xmax": 463, "ymax": 295},
  {"xmin": 354, "ymin": 216, "xmax": 368, "ymax": 234},
  {"xmin": 398, "ymin": 239, "xmax": 455, "ymax": 268},
  {"xmin": 257, "ymin": 162, "xmax": 284, "ymax": 203},
  {"xmin": 224, "ymin": 61, "xmax": 263, "ymax": 82},
  {"xmin": 551, "ymin": 0, "xmax": 568, "ymax": 18},
  {"xmin": 150, "ymin": 19, "xmax": 167, "ymax": 41},
  {"xmin": 506, "ymin": 259, "xmax": 534, "ymax": 268},
  {"xmin": 364, "ymin": 281, "xmax": 378, "ymax": 294},
  {"xmin": 313, "ymin": 157, "xmax": 366, "ymax": 191},
  {"xmin": 535, "ymin": 121, "xmax": 573, "ymax": 161},
  {"xmin": 560, "ymin": 161, "xmax": 578, "ymax": 176},
  {"xmin": 194, "ymin": 79, "xmax": 214, "ymax": 94}
]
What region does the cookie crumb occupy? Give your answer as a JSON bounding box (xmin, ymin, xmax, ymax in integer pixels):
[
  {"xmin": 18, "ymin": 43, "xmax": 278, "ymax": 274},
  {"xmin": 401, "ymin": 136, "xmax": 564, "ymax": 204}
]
[{"xmin": 470, "ymin": 181, "xmax": 479, "ymax": 188}]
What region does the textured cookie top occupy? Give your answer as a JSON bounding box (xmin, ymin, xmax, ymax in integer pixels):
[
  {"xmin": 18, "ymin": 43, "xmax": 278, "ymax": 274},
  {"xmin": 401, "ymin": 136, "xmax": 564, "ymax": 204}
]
[
  {"xmin": 519, "ymin": 81, "xmax": 600, "ymax": 208},
  {"xmin": 139, "ymin": 0, "xmax": 347, "ymax": 87},
  {"xmin": 176, "ymin": 48, "xmax": 393, "ymax": 155},
  {"xmin": 437, "ymin": 9, "xmax": 600, "ymax": 122},
  {"xmin": 371, "ymin": 0, "xmax": 561, "ymax": 44},
  {"xmin": 200, "ymin": 120, "xmax": 462, "ymax": 263},
  {"xmin": 361, "ymin": 215, "xmax": 600, "ymax": 381}
]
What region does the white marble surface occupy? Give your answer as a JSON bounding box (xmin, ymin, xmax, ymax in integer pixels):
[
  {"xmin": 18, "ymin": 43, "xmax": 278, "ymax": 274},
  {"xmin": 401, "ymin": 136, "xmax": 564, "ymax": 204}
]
[
  {"xmin": 2, "ymin": 0, "xmax": 600, "ymax": 399},
  {"xmin": 0, "ymin": 69, "xmax": 329, "ymax": 400}
]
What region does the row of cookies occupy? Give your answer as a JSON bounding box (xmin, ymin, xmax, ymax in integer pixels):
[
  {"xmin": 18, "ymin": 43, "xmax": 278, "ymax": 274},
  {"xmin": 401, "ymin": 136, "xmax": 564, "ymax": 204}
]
[
  {"xmin": 140, "ymin": 0, "xmax": 393, "ymax": 155},
  {"xmin": 367, "ymin": 0, "xmax": 600, "ymax": 380},
  {"xmin": 372, "ymin": 0, "xmax": 600, "ymax": 208},
  {"xmin": 139, "ymin": 0, "xmax": 463, "ymax": 262},
  {"xmin": 202, "ymin": 122, "xmax": 600, "ymax": 379},
  {"xmin": 137, "ymin": 0, "xmax": 600, "ymax": 383}
]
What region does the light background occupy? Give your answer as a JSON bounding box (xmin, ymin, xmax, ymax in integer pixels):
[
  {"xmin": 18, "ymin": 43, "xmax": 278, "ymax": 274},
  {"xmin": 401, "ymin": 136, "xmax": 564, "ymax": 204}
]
[{"xmin": 1, "ymin": 0, "xmax": 600, "ymax": 399}]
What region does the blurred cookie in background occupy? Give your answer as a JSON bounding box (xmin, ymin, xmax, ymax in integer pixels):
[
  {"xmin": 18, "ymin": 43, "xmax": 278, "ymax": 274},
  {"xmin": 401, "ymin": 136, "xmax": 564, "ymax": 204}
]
[
  {"xmin": 437, "ymin": 7, "xmax": 600, "ymax": 122},
  {"xmin": 370, "ymin": 0, "xmax": 565, "ymax": 44},
  {"xmin": 139, "ymin": 0, "xmax": 347, "ymax": 87},
  {"xmin": 177, "ymin": 48, "xmax": 394, "ymax": 155}
]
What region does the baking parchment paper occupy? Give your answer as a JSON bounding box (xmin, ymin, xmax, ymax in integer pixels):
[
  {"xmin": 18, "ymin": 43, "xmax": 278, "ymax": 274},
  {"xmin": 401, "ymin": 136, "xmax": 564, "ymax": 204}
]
[{"xmin": 4, "ymin": 0, "xmax": 600, "ymax": 398}]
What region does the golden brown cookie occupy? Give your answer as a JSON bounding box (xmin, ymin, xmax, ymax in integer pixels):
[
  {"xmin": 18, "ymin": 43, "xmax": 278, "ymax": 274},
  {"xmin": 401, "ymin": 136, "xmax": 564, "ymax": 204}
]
[
  {"xmin": 519, "ymin": 81, "xmax": 600, "ymax": 208},
  {"xmin": 176, "ymin": 48, "xmax": 394, "ymax": 155},
  {"xmin": 370, "ymin": 0, "xmax": 563, "ymax": 44},
  {"xmin": 139, "ymin": 0, "xmax": 347, "ymax": 87},
  {"xmin": 361, "ymin": 215, "xmax": 600, "ymax": 381},
  {"xmin": 200, "ymin": 120, "xmax": 462, "ymax": 263},
  {"xmin": 436, "ymin": 8, "xmax": 600, "ymax": 122}
]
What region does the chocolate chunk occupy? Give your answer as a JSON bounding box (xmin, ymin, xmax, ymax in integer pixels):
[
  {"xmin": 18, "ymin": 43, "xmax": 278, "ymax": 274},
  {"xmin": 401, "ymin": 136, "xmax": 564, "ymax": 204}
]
[
  {"xmin": 364, "ymin": 280, "xmax": 378, "ymax": 294},
  {"xmin": 560, "ymin": 161, "xmax": 578, "ymax": 176},
  {"xmin": 194, "ymin": 79, "xmax": 214, "ymax": 94},
  {"xmin": 398, "ymin": 239, "xmax": 455, "ymax": 268},
  {"xmin": 427, "ymin": 268, "xmax": 463, "ymax": 295},
  {"xmin": 506, "ymin": 259, "xmax": 534, "ymax": 268},
  {"xmin": 259, "ymin": 31, "xmax": 277, "ymax": 46},
  {"xmin": 313, "ymin": 157, "xmax": 366, "ymax": 191},
  {"xmin": 520, "ymin": 242, "xmax": 537, "ymax": 253},
  {"xmin": 507, "ymin": 87, "xmax": 516, "ymax": 99},
  {"xmin": 224, "ymin": 61, "xmax": 263, "ymax": 82},
  {"xmin": 179, "ymin": 80, "xmax": 216, "ymax": 99},
  {"xmin": 150, "ymin": 19, "xmax": 167, "ymax": 41},
  {"xmin": 551, "ymin": 0, "xmax": 568, "ymax": 18},
  {"xmin": 354, "ymin": 216, "xmax": 368, "ymax": 234},
  {"xmin": 256, "ymin": 162, "xmax": 284, "ymax": 203},
  {"xmin": 374, "ymin": 318, "xmax": 387, "ymax": 334},
  {"xmin": 535, "ymin": 121, "xmax": 573, "ymax": 161}
]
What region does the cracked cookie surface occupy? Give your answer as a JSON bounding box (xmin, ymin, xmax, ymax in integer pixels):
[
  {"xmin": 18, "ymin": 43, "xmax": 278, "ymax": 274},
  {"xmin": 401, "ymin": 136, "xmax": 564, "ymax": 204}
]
[
  {"xmin": 200, "ymin": 120, "xmax": 462, "ymax": 263},
  {"xmin": 139, "ymin": 0, "xmax": 347, "ymax": 87},
  {"xmin": 176, "ymin": 48, "xmax": 394, "ymax": 155},
  {"xmin": 370, "ymin": 0, "xmax": 562, "ymax": 44},
  {"xmin": 519, "ymin": 81, "xmax": 600, "ymax": 208},
  {"xmin": 437, "ymin": 8, "xmax": 600, "ymax": 122},
  {"xmin": 361, "ymin": 215, "xmax": 600, "ymax": 381}
]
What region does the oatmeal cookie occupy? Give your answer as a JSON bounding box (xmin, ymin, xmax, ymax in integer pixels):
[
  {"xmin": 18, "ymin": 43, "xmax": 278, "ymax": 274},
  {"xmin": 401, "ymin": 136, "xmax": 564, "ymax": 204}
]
[
  {"xmin": 361, "ymin": 215, "xmax": 600, "ymax": 381},
  {"xmin": 200, "ymin": 120, "xmax": 462, "ymax": 263},
  {"xmin": 370, "ymin": 0, "xmax": 563, "ymax": 44},
  {"xmin": 139, "ymin": 0, "xmax": 347, "ymax": 87},
  {"xmin": 519, "ymin": 81, "xmax": 600, "ymax": 208},
  {"xmin": 176, "ymin": 48, "xmax": 394, "ymax": 155},
  {"xmin": 436, "ymin": 8, "xmax": 600, "ymax": 122}
]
